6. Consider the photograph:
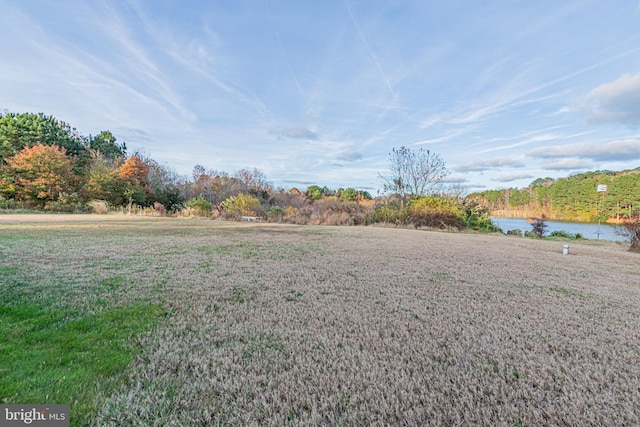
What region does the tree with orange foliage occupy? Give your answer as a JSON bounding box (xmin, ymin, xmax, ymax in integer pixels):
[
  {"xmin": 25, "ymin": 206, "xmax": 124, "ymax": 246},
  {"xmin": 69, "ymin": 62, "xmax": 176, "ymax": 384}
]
[
  {"xmin": 6, "ymin": 144, "xmax": 76, "ymax": 207},
  {"xmin": 117, "ymin": 155, "xmax": 151, "ymax": 208},
  {"xmin": 118, "ymin": 155, "xmax": 149, "ymax": 187}
]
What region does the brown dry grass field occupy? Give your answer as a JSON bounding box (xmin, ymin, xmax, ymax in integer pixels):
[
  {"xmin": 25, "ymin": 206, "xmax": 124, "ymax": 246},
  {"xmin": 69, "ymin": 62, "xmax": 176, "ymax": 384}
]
[{"xmin": 1, "ymin": 214, "xmax": 639, "ymax": 426}]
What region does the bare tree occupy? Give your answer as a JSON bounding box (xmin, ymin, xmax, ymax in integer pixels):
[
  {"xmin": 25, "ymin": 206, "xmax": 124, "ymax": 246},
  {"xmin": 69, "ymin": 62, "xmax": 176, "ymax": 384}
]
[
  {"xmin": 380, "ymin": 146, "xmax": 450, "ymax": 200},
  {"xmin": 616, "ymin": 215, "xmax": 640, "ymax": 252},
  {"xmin": 192, "ymin": 164, "xmax": 207, "ymax": 182},
  {"xmin": 234, "ymin": 168, "xmax": 272, "ymax": 194}
]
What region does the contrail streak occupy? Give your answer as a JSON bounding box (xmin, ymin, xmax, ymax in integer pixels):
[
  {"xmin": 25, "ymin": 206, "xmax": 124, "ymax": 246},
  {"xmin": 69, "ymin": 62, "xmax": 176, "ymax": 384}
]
[{"xmin": 346, "ymin": 1, "xmax": 394, "ymax": 96}]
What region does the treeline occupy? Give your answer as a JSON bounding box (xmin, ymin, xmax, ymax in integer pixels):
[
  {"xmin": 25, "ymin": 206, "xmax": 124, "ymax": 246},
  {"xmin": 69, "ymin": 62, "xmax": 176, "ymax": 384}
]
[
  {"xmin": 0, "ymin": 112, "xmax": 184, "ymax": 212},
  {"xmin": 0, "ymin": 111, "xmax": 498, "ymax": 231},
  {"xmin": 468, "ymin": 170, "xmax": 640, "ymax": 222},
  {"xmin": 0, "ymin": 113, "xmax": 369, "ymax": 216}
]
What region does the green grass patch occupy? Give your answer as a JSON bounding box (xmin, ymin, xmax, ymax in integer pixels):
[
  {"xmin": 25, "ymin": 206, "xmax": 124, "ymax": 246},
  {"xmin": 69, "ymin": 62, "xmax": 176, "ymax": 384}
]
[
  {"xmin": 99, "ymin": 275, "xmax": 128, "ymax": 291},
  {"xmin": 0, "ymin": 266, "xmax": 19, "ymax": 275},
  {"xmin": 0, "ymin": 302, "xmax": 164, "ymax": 426}
]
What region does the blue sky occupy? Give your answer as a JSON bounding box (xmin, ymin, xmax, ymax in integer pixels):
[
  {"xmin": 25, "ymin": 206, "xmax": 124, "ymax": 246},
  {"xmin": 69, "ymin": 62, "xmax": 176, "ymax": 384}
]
[{"xmin": 2, "ymin": 1, "xmax": 640, "ymax": 192}]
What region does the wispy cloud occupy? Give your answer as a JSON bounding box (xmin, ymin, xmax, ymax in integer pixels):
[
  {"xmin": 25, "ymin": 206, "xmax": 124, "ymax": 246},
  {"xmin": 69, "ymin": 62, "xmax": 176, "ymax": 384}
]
[
  {"xmin": 528, "ymin": 139, "xmax": 640, "ymax": 161},
  {"xmin": 541, "ymin": 159, "xmax": 595, "ymax": 170},
  {"xmin": 0, "ymin": 4, "xmax": 188, "ymax": 132},
  {"xmin": 97, "ymin": 3, "xmax": 196, "ymax": 121},
  {"xmin": 419, "ymin": 115, "xmax": 443, "ymax": 129},
  {"xmin": 472, "ymin": 125, "xmax": 565, "ymax": 146},
  {"xmin": 269, "ymin": 125, "xmax": 318, "ymax": 140},
  {"xmin": 455, "ymin": 157, "xmax": 525, "ymax": 172},
  {"xmin": 478, "ymin": 133, "xmax": 560, "ymax": 154},
  {"xmin": 443, "ymin": 176, "xmax": 469, "ymax": 184},
  {"xmin": 414, "ymin": 127, "xmax": 474, "ymax": 145},
  {"xmin": 113, "ymin": 127, "xmax": 152, "ymax": 143},
  {"xmin": 449, "ymin": 99, "xmax": 509, "ymax": 125},
  {"xmin": 281, "ymin": 179, "xmax": 316, "ymax": 186},
  {"xmin": 448, "ymin": 43, "xmax": 640, "ymax": 127},
  {"xmin": 492, "ymin": 173, "xmax": 534, "ymax": 182},
  {"xmin": 336, "ymin": 151, "xmax": 364, "ymax": 162},
  {"xmin": 125, "ymin": 0, "xmax": 275, "ymax": 123}
]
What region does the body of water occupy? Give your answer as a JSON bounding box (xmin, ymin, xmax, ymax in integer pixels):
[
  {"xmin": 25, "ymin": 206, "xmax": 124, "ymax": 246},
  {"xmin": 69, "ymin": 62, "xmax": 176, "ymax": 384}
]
[{"xmin": 490, "ymin": 217, "xmax": 626, "ymax": 242}]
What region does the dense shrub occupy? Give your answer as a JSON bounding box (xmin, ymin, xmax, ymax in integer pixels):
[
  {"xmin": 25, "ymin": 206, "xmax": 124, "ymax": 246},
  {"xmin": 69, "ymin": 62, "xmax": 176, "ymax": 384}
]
[
  {"xmin": 305, "ymin": 185, "xmax": 328, "ymax": 201},
  {"xmin": 531, "ymin": 218, "xmax": 548, "ymax": 238},
  {"xmin": 461, "ymin": 200, "xmax": 500, "ymax": 232},
  {"xmin": 267, "ymin": 206, "xmax": 286, "ymax": 222},
  {"xmin": 185, "ymin": 195, "xmax": 213, "ymax": 217},
  {"xmin": 279, "ymin": 199, "xmax": 367, "ymax": 225},
  {"xmin": 286, "ymin": 206, "xmax": 311, "ymax": 224},
  {"xmin": 365, "ymin": 196, "xmax": 494, "ymax": 231},
  {"xmin": 49, "ymin": 192, "xmax": 90, "ymax": 213},
  {"xmin": 221, "ymin": 193, "xmax": 263, "ymax": 218},
  {"xmin": 269, "ymin": 189, "xmax": 307, "ymax": 211},
  {"xmin": 337, "ymin": 187, "xmax": 358, "ymax": 201},
  {"xmin": 150, "ymin": 186, "xmax": 184, "ymax": 213},
  {"xmin": 0, "ymin": 197, "xmax": 17, "ymax": 210},
  {"xmin": 549, "ymin": 230, "xmax": 575, "ymax": 239},
  {"xmin": 284, "ymin": 206, "xmax": 298, "ymax": 221},
  {"xmin": 407, "ymin": 196, "xmax": 464, "ymax": 229},
  {"xmin": 364, "ymin": 202, "xmax": 407, "ymax": 226}
]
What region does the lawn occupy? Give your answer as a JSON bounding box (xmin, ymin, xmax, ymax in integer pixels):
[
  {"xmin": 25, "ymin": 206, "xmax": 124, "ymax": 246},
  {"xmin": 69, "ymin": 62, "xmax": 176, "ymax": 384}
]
[{"xmin": 1, "ymin": 214, "xmax": 639, "ymax": 426}]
